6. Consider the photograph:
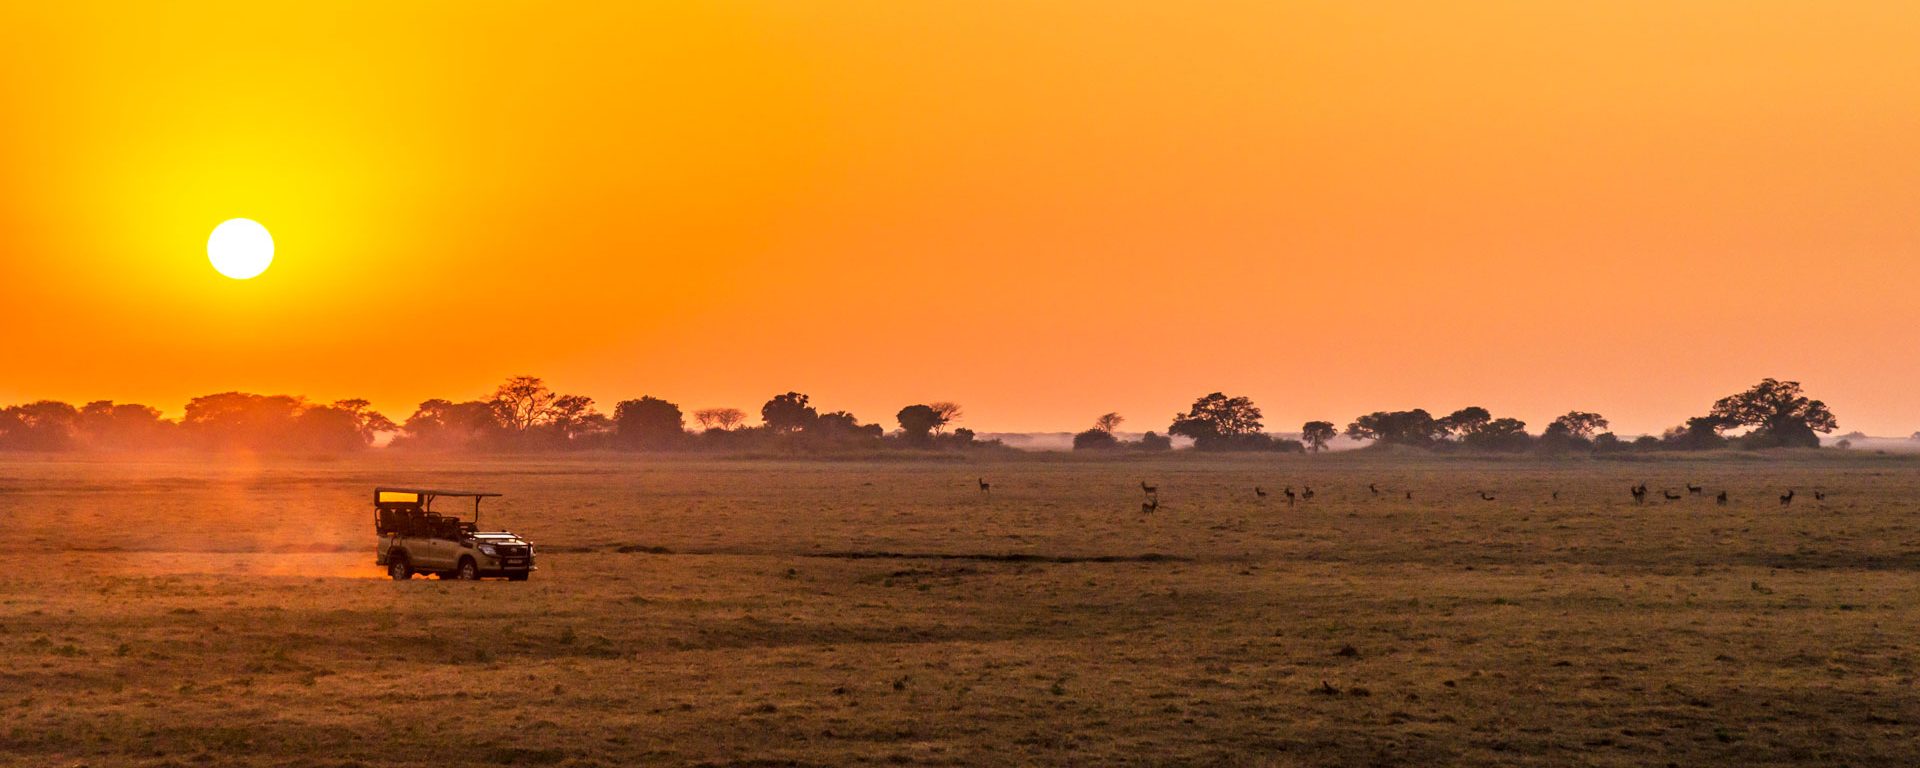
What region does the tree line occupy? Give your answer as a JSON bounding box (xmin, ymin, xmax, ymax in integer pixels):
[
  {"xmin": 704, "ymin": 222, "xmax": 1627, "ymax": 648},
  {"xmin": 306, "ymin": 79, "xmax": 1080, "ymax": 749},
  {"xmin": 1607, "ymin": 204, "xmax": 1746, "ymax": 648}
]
[
  {"xmin": 1069, "ymin": 378, "xmax": 1840, "ymax": 454},
  {"xmin": 0, "ymin": 376, "xmax": 995, "ymax": 453},
  {"xmin": 0, "ymin": 376, "xmax": 1839, "ymax": 454}
]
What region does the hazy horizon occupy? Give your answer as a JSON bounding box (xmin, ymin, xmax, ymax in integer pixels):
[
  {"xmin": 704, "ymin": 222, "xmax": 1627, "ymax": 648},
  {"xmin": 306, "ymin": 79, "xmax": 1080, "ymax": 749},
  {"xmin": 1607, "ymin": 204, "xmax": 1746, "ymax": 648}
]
[{"xmin": 0, "ymin": 377, "xmax": 1904, "ymax": 440}]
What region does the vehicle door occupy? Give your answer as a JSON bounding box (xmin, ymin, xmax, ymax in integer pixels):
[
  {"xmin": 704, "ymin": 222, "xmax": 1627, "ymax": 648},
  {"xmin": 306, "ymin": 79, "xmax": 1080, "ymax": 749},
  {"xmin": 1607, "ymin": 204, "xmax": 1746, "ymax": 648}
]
[{"xmin": 419, "ymin": 518, "xmax": 458, "ymax": 571}]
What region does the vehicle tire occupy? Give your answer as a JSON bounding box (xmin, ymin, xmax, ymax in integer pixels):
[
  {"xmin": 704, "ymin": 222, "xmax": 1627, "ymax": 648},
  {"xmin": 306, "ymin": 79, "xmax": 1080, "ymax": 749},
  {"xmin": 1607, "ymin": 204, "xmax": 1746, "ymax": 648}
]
[
  {"xmin": 506, "ymin": 572, "xmax": 529, "ymax": 582},
  {"xmin": 455, "ymin": 558, "xmax": 479, "ymax": 581},
  {"xmin": 388, "ymin": 554, "xmax": 412, "ymax": 581}
]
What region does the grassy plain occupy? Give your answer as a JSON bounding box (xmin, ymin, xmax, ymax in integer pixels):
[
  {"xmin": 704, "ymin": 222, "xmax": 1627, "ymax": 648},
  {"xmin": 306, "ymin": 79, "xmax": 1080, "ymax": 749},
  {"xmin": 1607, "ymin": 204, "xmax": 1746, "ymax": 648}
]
[{"xmin": 3, "ymin": 451, "xmax": 1918, "ymax": 766}]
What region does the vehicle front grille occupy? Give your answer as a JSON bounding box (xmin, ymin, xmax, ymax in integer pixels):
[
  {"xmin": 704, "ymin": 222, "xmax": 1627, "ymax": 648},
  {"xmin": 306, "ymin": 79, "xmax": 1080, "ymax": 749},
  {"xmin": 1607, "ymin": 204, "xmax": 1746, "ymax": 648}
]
[{"xmin": 496, "ymin": 545, "xmax": 530, "ymax": 558}]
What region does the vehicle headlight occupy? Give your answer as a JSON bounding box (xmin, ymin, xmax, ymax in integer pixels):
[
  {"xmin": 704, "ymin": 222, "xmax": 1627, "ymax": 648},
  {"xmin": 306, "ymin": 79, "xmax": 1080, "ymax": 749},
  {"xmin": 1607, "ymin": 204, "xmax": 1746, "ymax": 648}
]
[{"xmin": 477, "ymin": 544, "xmax": 498, "ymax": 557}]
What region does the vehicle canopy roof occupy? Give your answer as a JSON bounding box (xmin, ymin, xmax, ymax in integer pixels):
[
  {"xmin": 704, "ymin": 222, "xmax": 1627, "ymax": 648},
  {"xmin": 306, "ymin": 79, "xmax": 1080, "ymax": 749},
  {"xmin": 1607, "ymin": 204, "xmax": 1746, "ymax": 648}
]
[{"xmin": 374, "ymin": 487, "xmax": 502, "ymax": 510}]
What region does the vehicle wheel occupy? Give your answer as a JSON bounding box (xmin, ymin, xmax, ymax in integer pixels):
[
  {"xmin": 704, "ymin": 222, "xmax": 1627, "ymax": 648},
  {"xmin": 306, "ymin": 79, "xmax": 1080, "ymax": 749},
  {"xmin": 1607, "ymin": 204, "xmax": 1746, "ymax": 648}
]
[
  {"xmin": 455, "ymin": 558, "xmax": 479, "ymax": 581},
  {"xmin": 506, "ymin": 572, "xmax": 529, "ymax": 582},
  {"xmin": 388, "ymin": 555, "xmax": 412, "ymax": 581}
]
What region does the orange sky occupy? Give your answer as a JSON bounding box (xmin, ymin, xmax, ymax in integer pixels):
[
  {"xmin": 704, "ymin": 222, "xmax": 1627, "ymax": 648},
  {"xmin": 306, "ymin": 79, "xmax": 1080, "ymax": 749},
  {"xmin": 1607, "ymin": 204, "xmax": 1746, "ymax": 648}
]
[{"xmin": 4, "ymin": 2, "xmax": 1918, "ymax": 435}]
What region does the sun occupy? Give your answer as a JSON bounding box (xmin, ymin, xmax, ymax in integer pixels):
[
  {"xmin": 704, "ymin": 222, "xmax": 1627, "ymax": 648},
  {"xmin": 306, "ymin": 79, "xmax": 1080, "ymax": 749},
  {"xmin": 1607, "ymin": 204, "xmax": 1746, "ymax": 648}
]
[{"xmin": 207, "ymin": 218, "xmax": 274, "ymax": 279}]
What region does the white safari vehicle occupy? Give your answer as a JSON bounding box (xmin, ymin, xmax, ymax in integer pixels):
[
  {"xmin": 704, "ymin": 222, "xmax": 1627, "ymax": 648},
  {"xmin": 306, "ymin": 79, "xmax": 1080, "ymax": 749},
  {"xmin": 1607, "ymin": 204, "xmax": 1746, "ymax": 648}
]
[{"xmin": 373, "ymin": 487, "xmax": 535, "ymax": 581}]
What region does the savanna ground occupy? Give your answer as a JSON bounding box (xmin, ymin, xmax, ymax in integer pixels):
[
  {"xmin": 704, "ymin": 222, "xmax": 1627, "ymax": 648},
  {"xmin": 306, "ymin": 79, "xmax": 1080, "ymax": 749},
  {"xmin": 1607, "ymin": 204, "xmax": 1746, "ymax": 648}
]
[{"xmin": 3, "ymin": 451, "xmax": 1918, "ymax": 767}]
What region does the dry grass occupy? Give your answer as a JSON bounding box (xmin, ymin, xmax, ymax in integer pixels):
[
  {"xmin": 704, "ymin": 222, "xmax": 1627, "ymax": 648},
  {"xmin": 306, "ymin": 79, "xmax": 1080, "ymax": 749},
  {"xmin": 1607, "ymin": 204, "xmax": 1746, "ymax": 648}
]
[{"xmin": 3, "ymin": 451, "xmax": 1918, "ymax": 766}]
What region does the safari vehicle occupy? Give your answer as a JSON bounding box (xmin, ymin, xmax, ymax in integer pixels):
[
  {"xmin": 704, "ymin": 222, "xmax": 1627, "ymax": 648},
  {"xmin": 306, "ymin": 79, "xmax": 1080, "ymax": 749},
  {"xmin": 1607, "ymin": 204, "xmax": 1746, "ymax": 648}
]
[{"xmin": 373, "ymin": 487, "xmax": 536, "ymax": 581}]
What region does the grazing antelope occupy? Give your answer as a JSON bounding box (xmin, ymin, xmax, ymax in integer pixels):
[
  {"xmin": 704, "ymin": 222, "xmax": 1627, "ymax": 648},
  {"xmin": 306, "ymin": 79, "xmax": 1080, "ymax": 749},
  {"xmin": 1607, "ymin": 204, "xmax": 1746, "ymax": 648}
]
[
  {"xmin": 1301, "ymin": 486, "xmax": 1316, "ymax": 502},
  {"xmin": 978, "ymin": 478, "xmax": 991, "ymax": 494},
  {"xmin": 1478, "ymin": 491, "xmax": 1496, "ymax": 501},
  {"xmin": 1663, "ymin": 490, "xmax": 1682, "ymax": 501},
  {"xmin": 1255, "ymin": 486, "xmax": 1268, "ymax": 499},
  {"xmin": 1686, "ymin": 483, "xmax": 1703, "ymax": 495},
  {"xmin": 1630, "ymin": 484, "xmax": 1648, "ymax": 504},
  {"xmin": 1140, "ymin": 480, "xmax": 1158, "ymax": 496},
  {"xmin": 1283, "ymin": 486, "xmax": 1297, "ymax": 505},
  {"xmin": 1141, "ymin": 497, "xmax": 1160, "ymax": 514},
  {"xmin": 1779, "ymin": 489, "xmax": 1795, "ymax": 507},
  {"xmin": 1716, "ymin": 490, "xmax": 1729, "ymax": 505},
  {"xmin": 1813, "ymin": 491, "xmax": 1826, "ymax": 501}
]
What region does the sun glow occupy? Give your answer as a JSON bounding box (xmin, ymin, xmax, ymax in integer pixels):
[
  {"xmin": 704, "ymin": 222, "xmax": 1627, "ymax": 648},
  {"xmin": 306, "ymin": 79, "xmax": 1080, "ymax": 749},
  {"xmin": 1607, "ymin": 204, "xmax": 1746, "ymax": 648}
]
[{"xmin": 207, "ymin": 218, "xmax": 274, "ymax": 280}]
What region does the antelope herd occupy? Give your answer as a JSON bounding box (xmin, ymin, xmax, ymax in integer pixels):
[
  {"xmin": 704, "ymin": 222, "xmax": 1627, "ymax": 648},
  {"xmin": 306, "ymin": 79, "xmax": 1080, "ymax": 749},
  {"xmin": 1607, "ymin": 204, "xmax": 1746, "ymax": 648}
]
[{"xmin": 964, "ymin": 477, "xmax": 1830, "ymax": 512}]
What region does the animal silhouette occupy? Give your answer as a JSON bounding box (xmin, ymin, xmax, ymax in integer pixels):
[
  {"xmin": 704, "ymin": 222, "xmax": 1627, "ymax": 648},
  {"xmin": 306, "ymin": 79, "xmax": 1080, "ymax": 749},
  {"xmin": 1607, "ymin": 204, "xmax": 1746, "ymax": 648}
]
[
  {"xmin": 1686, "ymin": 483, "xmax": 1703, "ymax": 495},
  {"xmin": 1140, "ymin": 480, "xmax": 1158, "ymax": 496},
  {"xmin": 1141, "ymin": 497, "xmax": 1160, "ymax": 514},
  {"xmin": 1478, "ymin": 491, "xmax": 1496, "ymax": 501},
  {"xmin": 1283, "ymin": 486, "xmax": 1297, "ymax": 505},
  {"xmin": 1630, "ymin": 484, "xmax": 1648, "ymax": 504},
  {"xmin": 1779, "ymin": 489, "xmax": 1795, "ymax": 507},
  {"xmin": 1716, "ymin": 490, "xmax": 1729, "ymax": 505},
  {"xmin": 1368, "ymin": 483, "xmax": 1380, "ymax": 496},
  {"xmin": 1813, "ymin": 491, "xmax": 1826, "ymax": 501},
  {"xmin": 1255, "ymin": 486, "xmax": 1268, "ymax": 499},
  {"xmin": 977, "ymin": 478, "xmax": 991, "ymax": 494},
  {"xmin": 1551, "ymin": 490, "xmax": 1560, "ymax": 501},
  {"xmin": 1663, "ymin": 490, "xmax": 1682, "ymax": 501},
  {"xmin": 1405, "ymin": 490, "xmax": 1413, "ymax": 500},
  {"xmin": 1301, "ymin": 486, "xmax": 1316, "ymax": 501}
]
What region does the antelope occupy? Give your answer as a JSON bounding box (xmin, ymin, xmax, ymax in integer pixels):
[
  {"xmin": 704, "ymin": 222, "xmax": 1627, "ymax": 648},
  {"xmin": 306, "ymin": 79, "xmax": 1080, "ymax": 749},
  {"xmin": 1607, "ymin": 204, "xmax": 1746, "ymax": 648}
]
[
  {"xmin": 978, "ymin": 478, "xmax": 991, "ymax": 494},
  {"xmin": 1255, "ymin": 486, "xmax": 1268, "ymax": 499},
  {"xmin": 1814, "ymin": 491, "xmax": 1826, "ymax": 501},
  {"xmin": 1368, "ymin": 483, "xmax": 1380, "ymax": 496},
  {"xmin": 1551, "ymin": 490, "xmax": 1560, "ymax": 501},
  {"xmin": 1141, "ymin": 497, "xmax": 1160, "ymax": 514},
  {"xmin": 1662, "ymin": 490, "xmax": 1682, "ymax": 501},
  {"xmin": 1140, "ymin": 480, "xmax": 1158, "ymax": 496},
  {"xmin": 1779, "ymin": 489, "xmax": 1795, "ymax": 507},
  {"xmin": 1716, "ymin": 490, "xmax": 1729, "ymax": 505},
  {"xmin": 1630, "ymin": 484, "xmax": 1648, "ymax": 504},
  {"xmin": 1478, "ymin": 491, "xmax": 1496, "ymax": 501},
  {"xmin": 1301, "ymin": 486, "xmax": 1316, "ymax": 502},
  {"xmin": 1405, "ymin": 490, "xmax": 1413, "ymax": 500},
  {"xmin": 1687, "ymin": 483, "xmax": 1703, "ymax": 495},
  {"xmin": 1283, "ymin": 486, "xmax": 1296, "ymax": 505}
]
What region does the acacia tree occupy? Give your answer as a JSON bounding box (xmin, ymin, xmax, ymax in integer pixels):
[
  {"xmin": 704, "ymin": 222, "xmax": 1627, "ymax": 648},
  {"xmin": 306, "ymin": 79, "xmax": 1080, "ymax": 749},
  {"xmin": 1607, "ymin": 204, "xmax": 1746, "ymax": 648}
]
[
  {"xmin": 1074, "ymin": 412, "xmax": 1125, "ymax": 451},
  {"xmin": 0, "ymin": 401, "xmax": 80, "ymax": 450},
  {"xmin": 330, "ymin": 398, "xmax": 398, "ymax": 444},
  {"xmin": 928, "ymin": 402, "xmax": 963, "ymax": 435},
  {"xmin": 398, "ymin": 399, "xmax": 501, "ymax": 450},
  {"xmin": 694, "ymin": 408, "xmax": 746, "ymax": 432},
  {"xmin": 613, "ymin": 397, "xmax": 685, "ymax": 449},
  {"xmin": 896, "ymin": 404, "xmax": 941, "ymax": 446},
  {"xmin": 1169, "ymin": 393, "xmax": 1264, "ymax": 450},
  {"xmin": 1301, "ymin": 421, "xmax": 1337, "ymax": 452},
  {"xmin": 1345, "ymin": 409, "xmax": 1442, "ymax": 447},
  {"xmin": 489, "ymin": 376, "xmax": 559, "ymax": 432},
  {"xmin": 1663, "ymin": 415, "xmax": 1729, "ymax": 450},
  {"xmin": 761, "ymin": 392, "xmax": 818, "ymax": 433},
  {"xmin": 1438, "ymin": 407, "xmax": 1491, "ymax": 440},
  {"xmin": 1545, "ymin": 411, "xmax": 1609, "ymax": 439},
  {"xmin": 1706, "ymin": 378, "xmax": 1838, "ymax": 448},
  {"xmin": 75, "ymin": 401, "xmax": 173, "ymax": 450},
  {"xmin": 1462, "ymin": 417, "xmax": 1531, "ymax": 451},
  {"xmin": 548, "ymin": 395, "xmax": 610, "ymax": 444}
]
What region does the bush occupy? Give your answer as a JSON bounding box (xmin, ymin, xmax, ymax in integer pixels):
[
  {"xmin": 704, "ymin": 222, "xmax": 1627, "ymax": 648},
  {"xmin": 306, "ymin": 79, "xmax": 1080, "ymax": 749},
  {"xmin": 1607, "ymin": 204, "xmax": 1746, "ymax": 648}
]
[{"xmin": 1073, "ymin": 429, "xmax": 1119, "ymax": 450}]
